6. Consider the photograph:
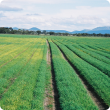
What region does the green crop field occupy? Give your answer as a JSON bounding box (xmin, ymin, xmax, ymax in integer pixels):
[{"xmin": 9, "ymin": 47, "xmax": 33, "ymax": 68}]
[{"xmin": 0, "ymin": 34, "xmax": 110, "ymax": 110}]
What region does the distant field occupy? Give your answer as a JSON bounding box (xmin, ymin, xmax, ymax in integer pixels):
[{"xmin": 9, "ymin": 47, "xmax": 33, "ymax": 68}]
[{"xmin": 0, "ymin": 34, "xmax": 110, "ymax": 110}]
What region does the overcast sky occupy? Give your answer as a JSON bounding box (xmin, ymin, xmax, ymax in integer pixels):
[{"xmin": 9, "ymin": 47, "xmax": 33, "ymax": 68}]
[{"xmin": 0, "ymin": 0, "xmax": 110, "ymax": 31}]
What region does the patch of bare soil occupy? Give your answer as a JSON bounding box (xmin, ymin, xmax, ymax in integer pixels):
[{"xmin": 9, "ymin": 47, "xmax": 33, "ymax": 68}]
[{"xmin": 44, "ymin": 40, "xmax": 55, "ymax": 110}]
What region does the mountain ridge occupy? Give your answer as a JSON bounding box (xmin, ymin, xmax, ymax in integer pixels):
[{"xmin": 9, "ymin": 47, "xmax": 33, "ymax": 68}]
[{"xmin": 12, "ymin": 26, "xmax": 110, "ymax": 34}]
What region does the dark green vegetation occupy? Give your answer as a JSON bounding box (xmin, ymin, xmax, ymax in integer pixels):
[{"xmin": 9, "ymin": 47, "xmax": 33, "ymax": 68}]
[
  {"xmin": 0, "ymin": 34, "xmax": 110, "ymax": 110},
  {"xmin": 52, "ymin": 39, "xmax": 110, "ymax": 106},
  {"xmin": 49, "ymin": 40, "xmax": 98, "ymax": 110}
]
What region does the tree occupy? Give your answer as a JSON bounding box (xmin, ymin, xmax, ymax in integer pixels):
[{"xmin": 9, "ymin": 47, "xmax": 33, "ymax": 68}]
[
  {"xmin": 18, "ymin": 29, "xmax": 22, "ymax": 34},
  {"xmin": 77, "ymin": 33, "xmax": 81, "ymax": 36},
  {"xmin": 65, "ymin": 33, "xmax": 69, "ymax": 36},
  {"xmin": 37, "ymin": 30, "xmax": 41, "ymax": 35},
  {"xmin": 93, "ymin": 33, "xmax": 96, "ymax": 36},
  {"xmin": 42, "ymin": 30, "xmax": 46, "ymax": 35},
  {"xmin": 49, "ymin": 32, "xmax": 55, "ymax": 35}
]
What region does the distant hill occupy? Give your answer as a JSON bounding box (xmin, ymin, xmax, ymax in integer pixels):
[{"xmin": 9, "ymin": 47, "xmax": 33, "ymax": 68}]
[
  {"xmin": 13, "ymin": 27, "xmax": 19, "ymax": 30},
  {"xmin": 70, "ymin": 29, "xmax": 90, "ymax": 34},
  {"xmin": 12, "ymin": 27, "xmax": 69, "ymax": 33},
  {"xmin": 71, "ymin": 26, "xmax": 110, "ymax": 34},
  {"xmin": 12, "ymin": 26, "xmax": 110, "ymax": 34},
  {"xmin": 13, "ymin": 27, "xmax": 40, "ymax": 31},
  {"xmin": 92, "ymin": 26, "xmax": 110, "ymax": 31},
  {"xmin": 87, "ymin": 30, "xmax": 110, "ymax": 34},
  {"xmin": 46, "ymin": 30, "xmax": 69, "ymax": 33},
  {"xmin": 29, "ymin": 27, "xmax": 40, "ymax": 31}
]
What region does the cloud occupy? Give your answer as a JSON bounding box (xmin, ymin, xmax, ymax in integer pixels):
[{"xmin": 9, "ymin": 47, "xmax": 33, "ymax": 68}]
[
  {"xmin": 0, "ymin": 12, "xmax": 5, "ymax": 17},
  {"xmin": 46, "ymin": 6, "xmax": 110, "ymax": 30},
  {"xmin": 54, "ymin": 6, "xmax": 110, "ymax": 19},
  {"xmin": 1, "ymin": 7, "xmax": 110, "ymax": 31},
  {"xmin": 26, "ymin": 13, "xmax": 41, "ymax": 16},
  {"xmin": 3, "ymin": 0, "xmax": 75, "ymax": 4},
  {"xmin": 44, "ymin": 15, "xmax": 110, "ymax": 31},
  {"xmin": 0, "ymin": 5, "xmax": 23, "ymax": 11}
]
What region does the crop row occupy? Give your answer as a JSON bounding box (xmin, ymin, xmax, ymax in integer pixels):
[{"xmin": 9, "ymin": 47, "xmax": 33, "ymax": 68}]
[
  {"xmin": 31, "ymin": 41, "xmax": 47, "ymax": 109},
  {"xmin": 53, "ymin": 40, "xmax": 110, "ymax": 106},
  {"xmin": 89, "ymin": 44, "xmax": 110, "ymax": 54},
  {"xmin": 0, "ymin": 44, "xmax": 16, "ymax": 56},
  {"xmin": 49, "ymin": 40, "xmax": 98, "ymax": 110},
  {"xmin": 0, "ymin": 41, "xmax": 30, "ymax": 67},
  {"xmin": 0, "ymin": 40, "xmax": 41, "ymax": 95},
  {"xmin": 54, "ymin": 38, "xmax": 110, "ymax": 59},
  {"xmin": 76, "ymin": 44, "xmax": 110, "ymax": 64},
  {"xmin": 58, "ymin": 39, "xmax": 110, "ymax": 61},
  {"xmin": 83, "ymin": 44, "xmax": 110, "ymax": 59},
  {"xmin": 67, "ymin": 44, "xmax": 110, "ymax": 77},
  {"xmin": 0, "ymin": 37, "xmax": 41, "ymax": 67},
  {"xmin": 0, "ymin": 39, "xmax": 47, "ymax": 110},
  {"xmin": 55, "ymin": 40, "xmax": 110, "ymax": 77}
]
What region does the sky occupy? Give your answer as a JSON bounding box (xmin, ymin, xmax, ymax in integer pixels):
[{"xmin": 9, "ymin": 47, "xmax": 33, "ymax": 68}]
[{"xmin": 0, "ymin": 0, "xmax": 110, "ymax": 31}]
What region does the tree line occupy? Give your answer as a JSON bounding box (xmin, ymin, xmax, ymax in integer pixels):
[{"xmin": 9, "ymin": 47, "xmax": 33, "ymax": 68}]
[{"xmin": 0, "ymin": 27, "xmax": 110, "ymax": 37}]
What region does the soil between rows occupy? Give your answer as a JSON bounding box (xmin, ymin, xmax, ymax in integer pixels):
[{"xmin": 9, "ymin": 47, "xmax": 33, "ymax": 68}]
[{"xmin": 44, "ymin": 40, "xmax": 56, "ymax": 110}]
